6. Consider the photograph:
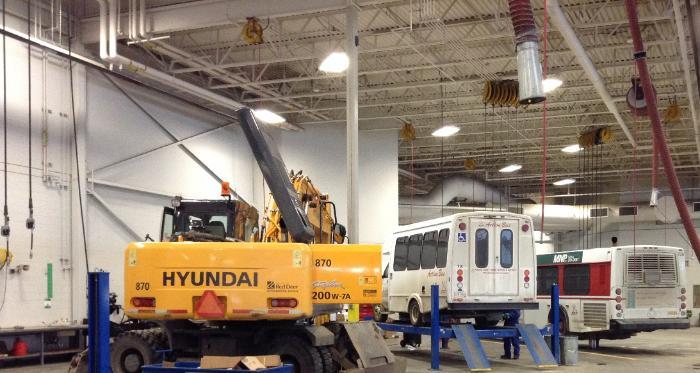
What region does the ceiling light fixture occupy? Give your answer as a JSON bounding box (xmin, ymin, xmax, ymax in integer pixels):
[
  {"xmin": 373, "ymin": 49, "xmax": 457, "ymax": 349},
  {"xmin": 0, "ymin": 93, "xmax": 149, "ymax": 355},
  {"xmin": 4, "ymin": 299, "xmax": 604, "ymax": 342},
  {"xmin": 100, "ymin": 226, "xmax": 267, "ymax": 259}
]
[
  {"xmin": 319, "ymin": 52, "xmax": 349, "ymax": 73},
  {"xmin": 553, "ymin": 178, "xmax": 576, "ymax": 186},
  {"xmin": 431, "ymin": 125, "xmax": 460, "ymax": 137},
  {"xmin": 561, "ymin": 144, "xmax": 583, "ymax": 153},
  {"xmin": 253, "ymin": 109, "xmax": 286, "ymax": 124},
  {"xmin": 499, "ymin": 164, "xmax": 522, "ymax": 173},
  {"xmin": 542, "ymin": 77, "xmax": 563, "ymax": 93}
]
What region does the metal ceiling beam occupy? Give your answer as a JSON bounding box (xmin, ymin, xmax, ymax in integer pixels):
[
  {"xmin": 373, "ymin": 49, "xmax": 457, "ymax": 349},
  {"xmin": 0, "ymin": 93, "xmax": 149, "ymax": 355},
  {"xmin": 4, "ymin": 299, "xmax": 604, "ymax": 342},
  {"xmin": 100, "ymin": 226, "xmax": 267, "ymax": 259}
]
[{"xmin": 81, "ymin": 0, "xmax": 397, "ymax": 43}]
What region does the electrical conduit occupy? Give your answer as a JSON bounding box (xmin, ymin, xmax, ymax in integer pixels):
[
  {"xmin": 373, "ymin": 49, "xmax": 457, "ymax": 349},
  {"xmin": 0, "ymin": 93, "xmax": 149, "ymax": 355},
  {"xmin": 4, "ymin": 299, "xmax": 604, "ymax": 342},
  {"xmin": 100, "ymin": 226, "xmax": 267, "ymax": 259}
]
[{"xmin": 624, "ymin": 0, "xmax": 700, "ymax": 260}]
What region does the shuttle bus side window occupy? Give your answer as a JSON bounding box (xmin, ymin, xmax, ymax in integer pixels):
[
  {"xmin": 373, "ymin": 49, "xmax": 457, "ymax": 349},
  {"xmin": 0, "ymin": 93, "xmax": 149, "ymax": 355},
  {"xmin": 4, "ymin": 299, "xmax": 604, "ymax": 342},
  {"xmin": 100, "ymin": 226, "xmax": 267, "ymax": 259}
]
[
  {"xmin": 537, "ymin": 266, "xmax": 558, "ymax": 295},
  {"xmin": 421, "ymin": 231, "xmax": 438, "ymax": 269},
  {"xmin": 437, "ymin": 228, "xmax": 449, "ymax": 268},
  {"xmin": 407, "ymin": 234, "xmax": 422, "ymax": 270},
  {"xmin": 564, "ymin": 264, "xmax": 590, "ymax": 295},
  {"xmin": 475, "ymin": 228, "xmax": 489, "ymax": 268},
  {"xmin": 500, "ymin": 229, "xmax": 513, "ymax": 268},
  {"xmin": 393, "ymin": 237, "xmax": 408, "ymax": 271}
]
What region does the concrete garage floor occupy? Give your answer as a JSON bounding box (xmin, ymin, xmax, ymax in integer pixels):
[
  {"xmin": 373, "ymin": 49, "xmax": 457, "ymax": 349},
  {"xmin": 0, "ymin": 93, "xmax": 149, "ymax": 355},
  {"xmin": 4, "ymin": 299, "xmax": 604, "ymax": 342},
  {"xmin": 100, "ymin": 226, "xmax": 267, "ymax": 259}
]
[{"xmin": 4, "ymin": 328, "xmax": 700, "ymax": 372}]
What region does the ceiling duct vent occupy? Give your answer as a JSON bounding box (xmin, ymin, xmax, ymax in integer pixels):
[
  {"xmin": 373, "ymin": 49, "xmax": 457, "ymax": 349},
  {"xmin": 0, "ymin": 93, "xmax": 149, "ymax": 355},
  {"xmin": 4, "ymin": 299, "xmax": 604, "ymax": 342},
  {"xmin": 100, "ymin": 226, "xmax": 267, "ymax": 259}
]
[
  {"xmin": 508, "ymin": 206, "xmax": 524, "ymax": 214},
  {"xmin": 619, "ymin": 206, "xmax": 638, "ymax": 216},
  {"xmin": 693, "ymin": 202, "xmax": 700, "ymax": 213},
  {"xmin": 590, "ymin": 207, "xmax": 609, "ymax": 218}
]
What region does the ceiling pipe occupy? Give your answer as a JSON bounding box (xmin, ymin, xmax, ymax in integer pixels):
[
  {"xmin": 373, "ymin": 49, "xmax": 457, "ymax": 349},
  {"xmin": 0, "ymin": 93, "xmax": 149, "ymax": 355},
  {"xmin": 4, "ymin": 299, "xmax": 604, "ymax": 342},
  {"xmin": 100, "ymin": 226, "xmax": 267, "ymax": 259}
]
[
  {"xmin": 139, "ymin": 0, "xmax": 148, "ymax": 39},
  {"xmin": 98, "ymin": 0, "xmax": 250, "ymax": 112},
  {"xmin": 624, "ymin": 0, "xmax": 700, "ymax": 260},
  {"xmin": 399, "ymin": 176, "xmax": 505, "ymax": 207},
  {"xmin": 547, "ymin": 0, "xmax": 637, "ymax": 147},
  {"xmin": 672, "ymin": 0, "xmax": 700, "ymax": 166}
]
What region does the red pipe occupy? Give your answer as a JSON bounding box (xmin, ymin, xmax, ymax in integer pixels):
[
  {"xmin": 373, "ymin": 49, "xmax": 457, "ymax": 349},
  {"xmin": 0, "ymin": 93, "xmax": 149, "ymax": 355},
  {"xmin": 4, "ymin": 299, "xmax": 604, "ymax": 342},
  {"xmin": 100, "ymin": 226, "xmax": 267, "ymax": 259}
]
[
  {"xmin": 651, "ymin": 132, "xmax": 658, "ymax": 190},
  {"xmin": 508, "ymin": 0, "xmax": 539, "ymax": 44},
  {"xmin": 624, "ymin": 0, "xmax": 700, "ymax": 259}
]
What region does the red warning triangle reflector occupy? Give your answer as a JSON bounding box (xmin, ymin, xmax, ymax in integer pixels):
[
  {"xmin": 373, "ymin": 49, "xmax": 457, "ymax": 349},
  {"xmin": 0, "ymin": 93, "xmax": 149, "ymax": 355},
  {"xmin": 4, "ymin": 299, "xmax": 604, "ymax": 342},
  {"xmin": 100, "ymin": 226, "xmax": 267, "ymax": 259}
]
[{"xmin": 194, "ymin": 290, "xmax": 225, "ymax": 319}]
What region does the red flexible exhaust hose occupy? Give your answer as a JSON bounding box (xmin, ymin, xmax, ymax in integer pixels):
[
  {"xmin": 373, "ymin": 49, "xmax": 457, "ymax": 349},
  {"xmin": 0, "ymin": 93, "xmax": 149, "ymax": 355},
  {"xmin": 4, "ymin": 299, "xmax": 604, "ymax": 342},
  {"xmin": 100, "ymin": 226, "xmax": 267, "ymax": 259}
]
[
  {"xmin": 624, "ymin": 0, "xmax": 700, "ymax": 259},
  {"xmin": 508, "ymin": 0, "xmax": 539, "ymax": 44}
]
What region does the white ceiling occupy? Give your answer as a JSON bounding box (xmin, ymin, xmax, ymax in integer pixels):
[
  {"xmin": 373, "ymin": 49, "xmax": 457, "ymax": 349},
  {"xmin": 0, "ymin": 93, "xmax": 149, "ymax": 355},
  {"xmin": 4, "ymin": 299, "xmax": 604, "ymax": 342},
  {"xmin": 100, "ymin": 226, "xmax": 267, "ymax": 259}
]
[{"xmin": 73, "ymin": 0, "xmax": 700, "ymax": 202}]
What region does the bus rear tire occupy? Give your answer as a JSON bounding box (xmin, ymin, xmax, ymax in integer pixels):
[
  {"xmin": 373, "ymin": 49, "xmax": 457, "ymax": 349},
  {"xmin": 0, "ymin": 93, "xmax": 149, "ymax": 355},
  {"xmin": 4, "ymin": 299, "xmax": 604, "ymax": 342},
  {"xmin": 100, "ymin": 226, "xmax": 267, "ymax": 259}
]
[{"xmin": 408, "ymin": 300, "xmax": 424, "ymax": 326}]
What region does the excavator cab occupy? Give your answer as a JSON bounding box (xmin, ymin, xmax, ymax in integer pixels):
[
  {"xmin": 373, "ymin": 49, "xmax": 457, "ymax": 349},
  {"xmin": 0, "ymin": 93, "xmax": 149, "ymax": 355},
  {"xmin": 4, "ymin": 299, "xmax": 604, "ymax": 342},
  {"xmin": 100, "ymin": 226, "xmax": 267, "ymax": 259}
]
[{"xmin": 160, "ymin": 197, "xmax": 259, "ymax": 242}]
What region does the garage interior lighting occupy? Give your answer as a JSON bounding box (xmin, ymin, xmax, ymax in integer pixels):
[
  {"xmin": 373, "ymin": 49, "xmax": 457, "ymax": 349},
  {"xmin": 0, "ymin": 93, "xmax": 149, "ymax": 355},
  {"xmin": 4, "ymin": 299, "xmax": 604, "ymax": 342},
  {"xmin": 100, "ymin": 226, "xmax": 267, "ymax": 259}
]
[
  {"xmin": 431, "ymin": 125, "xmax": 460, "ymax": 137},
  {"xmin": 561, "ymin": 144, "xmax": 583, "ymax": 153},
  {"xmin": 542, "ymin": 77, "xmax": 563, "ymax": 93},
  {"xmin": 553, "ymin": 178, "xmax": 576, "ymax": 186},
  {"xmin": 253, "ymin": 109, "xmax": 286, "ymax": 124},
  {"xmin": 319, "ymin": 52, "xmax": 349, "ymax": 73},
  {"xmin": 499, "ymin": 164, "xmax": 522, "ymax": 173}
]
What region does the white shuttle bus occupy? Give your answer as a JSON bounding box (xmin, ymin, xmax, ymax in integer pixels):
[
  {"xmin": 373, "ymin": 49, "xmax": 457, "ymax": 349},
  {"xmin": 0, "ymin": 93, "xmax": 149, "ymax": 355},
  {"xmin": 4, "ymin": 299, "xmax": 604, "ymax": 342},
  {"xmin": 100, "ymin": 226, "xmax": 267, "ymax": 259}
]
[
  {"xmin": 525, "ymin": 245, "xmax": 690, "ymax": 344},
  {"xmin": 376, "ymin": 212, "xmax": 539, "ymax": 326}
]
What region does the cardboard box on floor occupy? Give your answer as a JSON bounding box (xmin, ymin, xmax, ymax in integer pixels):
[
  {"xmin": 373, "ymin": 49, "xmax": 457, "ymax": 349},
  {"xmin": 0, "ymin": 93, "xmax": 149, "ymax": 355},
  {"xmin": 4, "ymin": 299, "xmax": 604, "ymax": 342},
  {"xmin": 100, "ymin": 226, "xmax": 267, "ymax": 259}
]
[{"xmin": 200, "ymin": 355, "xmax": 282, "ymax": 370}]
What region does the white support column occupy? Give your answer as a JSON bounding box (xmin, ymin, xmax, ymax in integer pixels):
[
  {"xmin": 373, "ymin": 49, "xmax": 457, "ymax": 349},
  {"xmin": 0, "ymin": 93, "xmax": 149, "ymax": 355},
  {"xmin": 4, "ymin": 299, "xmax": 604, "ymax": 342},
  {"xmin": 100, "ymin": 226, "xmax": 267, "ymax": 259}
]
[{"xmin": 346, "ymin": 1, "xmax": 359, "ymax": 243}]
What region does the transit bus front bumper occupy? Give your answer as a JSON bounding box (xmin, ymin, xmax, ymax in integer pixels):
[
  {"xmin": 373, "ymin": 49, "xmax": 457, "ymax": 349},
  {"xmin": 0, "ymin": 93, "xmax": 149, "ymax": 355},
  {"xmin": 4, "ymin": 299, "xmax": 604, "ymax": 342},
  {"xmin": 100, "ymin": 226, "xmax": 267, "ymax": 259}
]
[{"xmin": 611, "ymin": 318, "xmax": 690, "ymax": 332}]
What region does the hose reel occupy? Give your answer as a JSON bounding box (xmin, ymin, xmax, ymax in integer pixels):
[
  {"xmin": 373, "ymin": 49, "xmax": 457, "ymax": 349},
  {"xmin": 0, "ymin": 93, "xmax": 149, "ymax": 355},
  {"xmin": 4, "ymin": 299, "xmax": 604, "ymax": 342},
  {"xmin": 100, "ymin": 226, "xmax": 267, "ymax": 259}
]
[
  {"xmin": 578, "ymin": 127, "xmax": 613, "ymax": 149},
  {"xmin": 482, "ymin": 80, "xmax": 520, "ymax": 108}
]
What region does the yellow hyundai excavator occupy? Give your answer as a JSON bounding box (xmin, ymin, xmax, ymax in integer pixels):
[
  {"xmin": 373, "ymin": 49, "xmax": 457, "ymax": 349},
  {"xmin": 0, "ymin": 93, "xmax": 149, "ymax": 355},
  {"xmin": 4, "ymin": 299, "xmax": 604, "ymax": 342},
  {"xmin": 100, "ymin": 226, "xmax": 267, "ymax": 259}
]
[
  {"xmin": 109, "ymin": 108, "xmax": 400, "ymax": 373},
  {"xmin": 262, "ymin": 170, "xmax": 345, "ymax": 244}
]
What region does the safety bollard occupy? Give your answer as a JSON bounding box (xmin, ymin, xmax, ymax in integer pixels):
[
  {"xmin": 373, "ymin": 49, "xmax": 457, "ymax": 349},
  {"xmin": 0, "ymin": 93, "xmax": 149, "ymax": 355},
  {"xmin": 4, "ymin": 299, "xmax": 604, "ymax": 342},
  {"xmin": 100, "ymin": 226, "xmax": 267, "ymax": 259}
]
[
  {"xmin": 551, "ymin": 283, "xmax": 561, "ymax": 364},
  {"xmin": 430, "ymin": 284, "xmax": 440, "ymax": 370}
]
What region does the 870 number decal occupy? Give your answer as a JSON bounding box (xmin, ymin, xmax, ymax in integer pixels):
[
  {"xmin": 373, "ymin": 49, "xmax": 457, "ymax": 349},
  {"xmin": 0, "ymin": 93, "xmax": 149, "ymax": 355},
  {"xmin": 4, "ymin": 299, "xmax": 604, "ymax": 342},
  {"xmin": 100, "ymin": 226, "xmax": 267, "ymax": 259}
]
[
  {"xmin": 315, "ymin": 259, "xmax": 332, "ymax": 267},
  {"xmin": 135, "ymin": 282, "xmax": 150, "ymax": 291}
]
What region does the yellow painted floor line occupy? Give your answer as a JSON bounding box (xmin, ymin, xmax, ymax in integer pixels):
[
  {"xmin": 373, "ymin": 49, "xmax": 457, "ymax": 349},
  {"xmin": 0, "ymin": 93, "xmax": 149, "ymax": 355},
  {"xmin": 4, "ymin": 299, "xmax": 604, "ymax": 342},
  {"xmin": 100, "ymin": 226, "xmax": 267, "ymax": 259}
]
[{"xmin": 578, "ymin": 351, "xmax": 637, "ymax": 361}]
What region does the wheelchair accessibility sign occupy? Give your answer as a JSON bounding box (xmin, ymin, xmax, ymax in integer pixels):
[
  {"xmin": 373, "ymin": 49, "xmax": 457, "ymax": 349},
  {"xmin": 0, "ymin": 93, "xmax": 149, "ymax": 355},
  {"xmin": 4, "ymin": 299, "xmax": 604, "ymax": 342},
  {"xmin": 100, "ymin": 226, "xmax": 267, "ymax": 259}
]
[{"xmin": 457, "ymin": 232, "xmax": 467, "ymax": 242}]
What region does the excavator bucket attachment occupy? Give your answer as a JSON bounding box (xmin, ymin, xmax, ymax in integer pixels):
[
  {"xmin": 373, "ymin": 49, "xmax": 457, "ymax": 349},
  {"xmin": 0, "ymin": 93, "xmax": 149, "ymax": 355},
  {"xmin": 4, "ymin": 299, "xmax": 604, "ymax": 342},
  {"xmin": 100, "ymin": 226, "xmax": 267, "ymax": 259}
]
[{"xmin": 328, "ymin": 321, "xmax": 404, "ymax": 372}]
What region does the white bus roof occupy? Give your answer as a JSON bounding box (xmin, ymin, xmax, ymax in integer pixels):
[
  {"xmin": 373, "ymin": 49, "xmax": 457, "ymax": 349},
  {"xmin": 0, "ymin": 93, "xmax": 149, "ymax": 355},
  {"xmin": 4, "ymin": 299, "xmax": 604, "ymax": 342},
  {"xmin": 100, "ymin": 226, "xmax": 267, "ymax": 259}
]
[
  {"xmin": 394, "ymin": 211, "xmax": 532, "ymax": 234},
  {"xmin": 537, "ymin": 245, "xmax": 684, "ymax": 266}
]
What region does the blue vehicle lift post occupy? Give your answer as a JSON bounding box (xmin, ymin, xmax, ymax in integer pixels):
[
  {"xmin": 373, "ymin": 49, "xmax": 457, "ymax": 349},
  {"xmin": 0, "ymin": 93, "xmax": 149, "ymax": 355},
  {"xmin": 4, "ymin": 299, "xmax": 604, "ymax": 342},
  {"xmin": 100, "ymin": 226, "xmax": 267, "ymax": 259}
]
[
  {"xmin": 377, "ymin": 284, "xmax": 559, "ymax": 371},
  {"xmin": 88, "ymin": 272, "xmax": 110, "ymax": 373},
  {"xmin": 551, "ymin": 283, "xmax": 560, "ymax": 364}
]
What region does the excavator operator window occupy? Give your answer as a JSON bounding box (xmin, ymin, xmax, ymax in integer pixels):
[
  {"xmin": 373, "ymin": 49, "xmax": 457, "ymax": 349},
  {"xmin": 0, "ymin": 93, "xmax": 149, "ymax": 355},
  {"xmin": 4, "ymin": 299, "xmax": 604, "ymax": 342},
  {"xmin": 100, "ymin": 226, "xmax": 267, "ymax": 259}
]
[{"xmin": 186, "ymin": 214, "xmax": 229, "ymax": 238}]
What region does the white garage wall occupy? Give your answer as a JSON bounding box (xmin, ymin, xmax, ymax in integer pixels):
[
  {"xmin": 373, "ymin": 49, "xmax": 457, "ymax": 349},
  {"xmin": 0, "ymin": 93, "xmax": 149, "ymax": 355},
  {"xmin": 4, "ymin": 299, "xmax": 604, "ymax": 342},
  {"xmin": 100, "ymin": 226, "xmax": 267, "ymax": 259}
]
[
  {"xmin": 84, "ymin": 70, "xmax": 258, "ymax": 302},
  {"xmin": 0, "ymin": 39, "xmax": 80, "ymax": 327},
  {"xmin": 278, "ymin": 125, "xmax": 398, "ymax": 244}
]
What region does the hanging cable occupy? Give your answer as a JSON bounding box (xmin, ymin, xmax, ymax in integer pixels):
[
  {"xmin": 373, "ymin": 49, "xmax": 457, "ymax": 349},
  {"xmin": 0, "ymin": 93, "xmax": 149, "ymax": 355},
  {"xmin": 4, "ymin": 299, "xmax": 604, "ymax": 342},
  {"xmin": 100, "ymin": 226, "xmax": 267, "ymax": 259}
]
[
  {"xmin": 1, "ymin": 0, "xmax": 9, "ymax": 245},
  {"xmin": 67, "ymin": 3, "xmax": 89, "ymax": 272},
  {"xmin": 0, "ymin": 0, "xmax": 8, "ymax": 315},
  {"xmin": 538, "ymin": 0, "xmax": 549, "ymax": 245},
  {"xmin": 26, "ymin": 0, "xmax": 35, "ymax": 259}
]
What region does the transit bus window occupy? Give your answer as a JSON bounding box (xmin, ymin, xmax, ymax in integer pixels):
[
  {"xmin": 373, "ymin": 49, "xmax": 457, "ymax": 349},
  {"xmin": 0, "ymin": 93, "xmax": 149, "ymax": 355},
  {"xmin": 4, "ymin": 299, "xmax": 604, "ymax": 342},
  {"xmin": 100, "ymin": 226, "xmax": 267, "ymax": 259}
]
[
  {"xmin": 407, "ymin": 234, "xmax": 422, "ymax": 270},
  {"xmin": 475, "ymin": 228, "xmax": 489, "ymax": 268},
  {"xmin": 537, "ymin": 266, "xmax": 558, "ymax": 295},
  {"xmin": 437, "ymin": 229, "xmax": 449, "ymax": 268},
  {"xmin": 564, "ymin": 265, "xmax": 590, "ymax": 295},
  {"xmin": 421, "ymin": 231, "xmax": 437, "ymax": 269}
]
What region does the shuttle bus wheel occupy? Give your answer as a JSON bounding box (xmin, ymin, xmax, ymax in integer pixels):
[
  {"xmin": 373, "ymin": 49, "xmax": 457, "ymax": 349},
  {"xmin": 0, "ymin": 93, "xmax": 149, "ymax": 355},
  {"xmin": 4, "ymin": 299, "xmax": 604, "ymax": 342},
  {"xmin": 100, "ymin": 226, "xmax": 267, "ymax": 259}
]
[{"xmin": 408, "ymin": 300, "xmax": 424, "ymax": 326}]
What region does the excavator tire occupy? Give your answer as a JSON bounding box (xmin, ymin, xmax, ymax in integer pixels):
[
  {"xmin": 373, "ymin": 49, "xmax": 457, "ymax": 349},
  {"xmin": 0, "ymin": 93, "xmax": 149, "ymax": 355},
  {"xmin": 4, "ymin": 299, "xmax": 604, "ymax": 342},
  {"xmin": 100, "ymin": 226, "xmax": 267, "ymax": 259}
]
[
  {"xmin": 267, "ymin": 335, "xmax": 323, "ymax": 373},
  {"xmin": 110, "ymin": 328, "xmax": 167, "ymax": 373},
  {"xmin": 318, "ymin": 346, "xmax": 336, "ymax": 373}
]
